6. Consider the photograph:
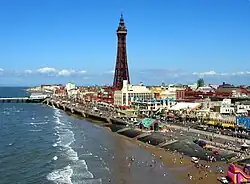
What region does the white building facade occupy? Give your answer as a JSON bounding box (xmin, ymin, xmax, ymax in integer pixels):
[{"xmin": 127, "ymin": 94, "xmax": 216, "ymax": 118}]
[
  {"xmin": 66, "ymin": 82, "xmax": 77, "ymax": 98},
  {"xmin": 66, "ymin": 82, "xmax": 76, "ymax": 91},
  {"xmin": 114, "ymin": 80, "xmax": 154, "ymax": 107},
  {"xmin": 236, "ymin": 103, "xmax": 250, "ymax": 114},
  {"xmin": 220, "ymin": 99, "xmax": 235, "ymax": 114}
]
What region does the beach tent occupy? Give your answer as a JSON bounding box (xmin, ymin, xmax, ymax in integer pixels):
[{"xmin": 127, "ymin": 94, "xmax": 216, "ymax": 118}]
[
  {"xmin": 141, "ymin": 118, "xmax": 156, "ymax": 129},
  {"xmin": 139, "ymin": 118, "xmax": 167, "ymax": 131}
]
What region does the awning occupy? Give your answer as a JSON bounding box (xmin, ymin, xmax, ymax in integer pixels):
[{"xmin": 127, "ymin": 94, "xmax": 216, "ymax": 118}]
[
  {"xmin": 221, "ymin": 123, "xmax": 235, "ymax": 128},
  {"xmin": 207, "ymin": 121, "xmax": 215, "ymax": 125}
]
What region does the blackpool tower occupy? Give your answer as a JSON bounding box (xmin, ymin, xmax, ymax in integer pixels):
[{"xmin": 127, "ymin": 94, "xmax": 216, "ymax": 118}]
[{"xmin": 113, "ymin": 13, "xmax": 130, "ymax": 90}]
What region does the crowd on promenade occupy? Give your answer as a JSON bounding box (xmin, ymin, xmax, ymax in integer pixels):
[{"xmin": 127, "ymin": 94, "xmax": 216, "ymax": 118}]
[{"xmin": 50, "ymin": 96, "xmax": 128, "ymax": 121}]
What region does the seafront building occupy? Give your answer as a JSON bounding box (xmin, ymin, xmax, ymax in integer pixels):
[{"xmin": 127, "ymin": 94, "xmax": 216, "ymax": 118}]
[{"xmin": 113, "ymin": 80, "xmax": 153, "ymax": 107}]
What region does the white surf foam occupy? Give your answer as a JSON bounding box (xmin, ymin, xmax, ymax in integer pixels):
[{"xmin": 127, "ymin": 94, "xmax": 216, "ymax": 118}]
[
  {"xmin": 55, "ymin": 116, "xmax": 65, "ymax": 125},
  {"xmin": 48, "ymin": 108, "xmax": 96, "ymax": 184},
  {"xmin": 47, "ymin": 165, "xmax": 73, "ymax": 184},
  {"xmin": 81, "ymin": 153, "xmax": 93, "ymax": 156},
  {"xmin": 30, "ymin": 122, "xmax": 48, "ymax": 125},
  {"xmin": 28, "ymin": 129, "xmax": 42, "ymax": 132}
]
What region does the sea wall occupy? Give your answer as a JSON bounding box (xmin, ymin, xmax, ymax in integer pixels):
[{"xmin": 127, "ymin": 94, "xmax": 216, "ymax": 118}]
[
  {"xmin": 42, "ymin": 98, "xmax": 236, "ymax": 161},
  {"xmin": 42, "ymin": 99, "xmax": 167, "ymax": 146}
]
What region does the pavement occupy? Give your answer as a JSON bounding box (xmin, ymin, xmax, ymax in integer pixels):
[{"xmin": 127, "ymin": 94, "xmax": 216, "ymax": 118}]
[{"xmin": 168, "ymin": 124, "xmax": 250, "ymax": 145}]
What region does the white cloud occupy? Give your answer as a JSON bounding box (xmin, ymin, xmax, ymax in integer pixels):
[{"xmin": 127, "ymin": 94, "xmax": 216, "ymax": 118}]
[
  {"xmin": 0, "ymin": 68, "xmax": 4, "ymax": 72},
  {"xmin": 193, "ymin": 70, "xmax": 250, "ymax": 77},
  {"xmin": 220, "ymin": 73, "xmax": 229, "ymax": 76},
  {"xmin": 193, "ymin": 70, "xmax": 216, "ymax": 76},
  {"xmin": 37, "ymin": 67, "xmax": 57, "ymax": 73},
  {"xmin": 57, "ymin": 69, "xmax": 87, "ymax": 76},
  {"xmin": 201, "ymin": 70, "xmax": 216, "ymax": 75},
  {"xmin": 58, "ymin": 69, "xmax": 75, "ymax": 76},
  {"xmin": 232, "ymin": 71, "xmax": 248, "ymax": 76},
  {"xmin": 78, "ymin": 70, "xmax": 87, "ymax": 74},
  {"xmin": 24, "ymin": 69, "xmax": 33, "ymax": 74},
  {"xmin": 107, "ymin": 70, "xmax": 115, "ymax": 74}
]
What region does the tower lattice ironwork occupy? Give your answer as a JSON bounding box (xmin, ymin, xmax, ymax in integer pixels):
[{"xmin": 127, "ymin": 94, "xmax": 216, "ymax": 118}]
[{"xmin": 113, "ymin": 13, "xmax": 130, "ymax": 90}]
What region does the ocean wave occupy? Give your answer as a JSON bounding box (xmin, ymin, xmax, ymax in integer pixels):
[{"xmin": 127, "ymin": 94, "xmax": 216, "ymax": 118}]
[
  {"xmin": 73, "ymin": 170, "xmax": 94, "ymax": 179},
  {"xmin": 48, "ymin": 110, "xmax": 96, "ymax": 184},
  {"xmin": 80, "ymin": 153, "xmax": 93, "ymax": 156},
  {"xmin": 55, "ymin": 116, "xmax": 65, "ymax": 125},
  {"xmin": 65, "ymin": 147, "xmax": 79, "ymax": 161},
  {"xmin": 28, "ymin": 129, "xmax": 42, "ymax": 132},
  {"xmin": 47, "ymin": 165, "xmax": 73, "ymax": 184},
  {"xmin": 30, "ymin": 122, "xmax": 49, "ymax": 125}
]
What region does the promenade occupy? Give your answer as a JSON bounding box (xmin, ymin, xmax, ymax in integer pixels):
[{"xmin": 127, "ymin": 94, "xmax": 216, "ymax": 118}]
[
  {"xmin": 45, "ymin": 97, "xmax": 250, "ymax": 147},
  {"xmin": 44, "ymin": 97, "xmax": 131, "ymax": 125},
  {"xmin": 168, "ymin": 124, "xmax": 250, "ymax": 145}
]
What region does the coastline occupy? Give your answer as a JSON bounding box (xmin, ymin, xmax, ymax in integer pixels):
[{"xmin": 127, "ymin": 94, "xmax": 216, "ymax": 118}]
[{"xmin": 44, "ymin": 100, "xmax": 226, "ymax": 183}]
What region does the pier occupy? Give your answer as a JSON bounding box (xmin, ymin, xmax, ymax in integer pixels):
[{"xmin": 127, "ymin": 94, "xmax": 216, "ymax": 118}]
[{"xmin": 0, "ymin": 97, "xmax": 46, "ymax": 103}]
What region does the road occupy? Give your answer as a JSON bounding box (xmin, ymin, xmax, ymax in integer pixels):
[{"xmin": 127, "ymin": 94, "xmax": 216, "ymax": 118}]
[{"xmin": 168, "ymin": 124, "xmax": 250, "ymax": 145}]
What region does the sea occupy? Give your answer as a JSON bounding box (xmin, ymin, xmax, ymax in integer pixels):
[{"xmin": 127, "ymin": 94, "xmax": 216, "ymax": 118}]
[{"xmin": 0, "ymin": 87, "xmax": 183, "ymax": 184}]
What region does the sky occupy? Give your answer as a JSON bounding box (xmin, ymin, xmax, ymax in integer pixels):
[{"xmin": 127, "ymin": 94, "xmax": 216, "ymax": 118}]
[{"xmin": 0, "ymin": 0, "xmax": 250, "ymax": 86}]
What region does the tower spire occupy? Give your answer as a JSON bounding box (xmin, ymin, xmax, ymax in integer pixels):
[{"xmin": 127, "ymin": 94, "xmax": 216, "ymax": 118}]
[
  {"xmin": 120, "ymin": 12, "xmax": 123, "ymax": 20},
  {"xmin": 117, "ymin": 12, "xmax": 126, "ymax": 33},
  {"xmin": 113, "ymin": 13, "xmax": 130, "ymax": 89}
]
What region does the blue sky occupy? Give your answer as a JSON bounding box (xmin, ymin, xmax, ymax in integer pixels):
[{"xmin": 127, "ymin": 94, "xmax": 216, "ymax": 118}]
[{"xmin": 0, "ymin": 0, "xmax": 250, "ymax": 86}]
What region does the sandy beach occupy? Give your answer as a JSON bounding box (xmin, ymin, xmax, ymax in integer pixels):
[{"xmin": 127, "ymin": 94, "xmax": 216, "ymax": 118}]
[
  {"xmin": 71, "ymin": 112, "xmax": 229, "ymax": 184},
  {"xmin": 110, "ymin": 128, "xmax": 226, "ymax": 184}
]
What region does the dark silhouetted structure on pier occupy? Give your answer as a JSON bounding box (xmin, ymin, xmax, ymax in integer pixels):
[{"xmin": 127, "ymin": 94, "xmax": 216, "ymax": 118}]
[{"xmin": 113, "ymin": 13, "xmax": 130, "ymax": 90}]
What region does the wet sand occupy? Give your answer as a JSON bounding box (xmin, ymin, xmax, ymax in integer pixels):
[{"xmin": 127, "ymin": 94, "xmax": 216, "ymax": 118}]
[
  {"xmin": 69, "ymin": 115, "xmax": 185, "ymax": 184},
  {"xmin": 70, "ymin": 113, "xmax": 227, "ymax": 183},
  {"xmin": 109, "ymin": 128, "xmax": 225, "ymax": 184}
]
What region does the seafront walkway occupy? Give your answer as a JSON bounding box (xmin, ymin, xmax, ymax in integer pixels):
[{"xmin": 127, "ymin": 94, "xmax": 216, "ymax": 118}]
[
  {"xmin": 168, "ymin": 124, "xmax": 250, "ymax": 145},
  {"xmin": 46, "ymin": 97, "xmax": 250, "ymax": 148},
  {"xmin": 46, "ymin": 98, "xmax": 127, "ymax": 123}
]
